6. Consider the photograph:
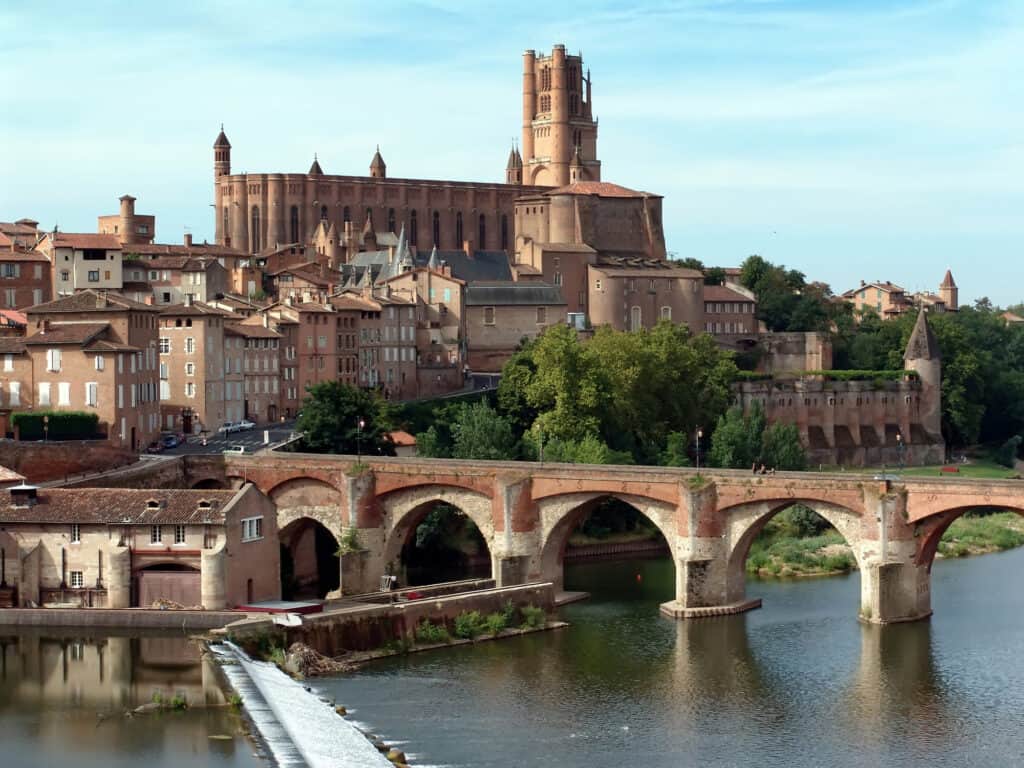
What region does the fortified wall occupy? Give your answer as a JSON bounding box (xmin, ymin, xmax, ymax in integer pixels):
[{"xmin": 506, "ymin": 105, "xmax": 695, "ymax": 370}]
[{"xmin": 736, "ymin": 310, "xmax": 945, "ymax": 468}]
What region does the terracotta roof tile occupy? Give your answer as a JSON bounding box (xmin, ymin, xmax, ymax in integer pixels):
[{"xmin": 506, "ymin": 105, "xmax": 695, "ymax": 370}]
[
  {"xmin": 226, "ymin": 322, "xmax": 281, "ymax": 339},
  {"xmin": 50, "ymin": 233, "xmax": 122, "ymax": 250},
  {"xmin": 158, "ymin": 301, "xmax": 234, "ymax": 317},
  {"xmin": 27, "ymin": 290, "xmax": 157, "ymax": 314},
  {"xmin": 0, "ymin": 488, "xmax": 240, "ymax": 524},
  {"xmin": 0, "ymin": 337, "xmax": 27, "ymax": 354},
  {"xmin": 544, "ymin": 181, "xmax": 658, "ymax": 198},
  {"xmin": 24, "ymin": 322, "xmax": 109, "ymax": 346},
  {"xmin": 703, "ymin": 285, "xmax": 755, "ymax": 302}
]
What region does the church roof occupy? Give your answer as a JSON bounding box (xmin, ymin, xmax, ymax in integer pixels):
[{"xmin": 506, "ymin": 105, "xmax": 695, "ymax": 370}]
[
  {"xmin": 309, "ymin": 154, "xmax": 323, "ymax": 175},
  {"xmin": 427, "ymin": 245, "xmax": 441, "ymax": 270},
  {"xmin": 941, "ymin": 269, "xmax": 956, "ymax": 288},
  {"xmin": 370, "ymin": 146, "xmax": 386, "ymax": 173},
  {"xmin": 546, "ymin": 181, "xmax": 657, "ymax": 199},
  {"xmin": 904, "ymin": 309, "xmax": 940, "ymax": 362}
]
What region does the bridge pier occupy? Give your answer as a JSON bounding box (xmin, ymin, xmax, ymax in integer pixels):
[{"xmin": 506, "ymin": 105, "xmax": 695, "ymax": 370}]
[{"xmin": 860, "ymin": 558, "xmax": 931, "ymax": 624}]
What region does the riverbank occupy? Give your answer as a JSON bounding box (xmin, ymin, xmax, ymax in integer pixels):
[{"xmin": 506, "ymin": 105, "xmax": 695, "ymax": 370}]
[{"xmin": 748, "ymin": 511, "xmax": 1024, "ymax": 577}]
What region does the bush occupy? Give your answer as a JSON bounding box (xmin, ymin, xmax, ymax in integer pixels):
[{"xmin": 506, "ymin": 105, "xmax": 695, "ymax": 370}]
[
  {"xmin": 519, "ymin": 604, "xmax": 546, "ymax": 630},
  {"xmin": 995, "ymin": 435, "xmax": 1023, "ymax": 468},
  {"xmin": 414, "ymin": 619, "xmax": 450, "ymax": 644},
  {"xmin": 484, "ymin": 612, "xmax": 508, "ymax": 635},
  {"xmin": 11, "ymin": 410, "xmax": 99, "ymax": 440},
  {"xmin": 454, "ymin": 610, "xmax": 488, "ymax": 639}
]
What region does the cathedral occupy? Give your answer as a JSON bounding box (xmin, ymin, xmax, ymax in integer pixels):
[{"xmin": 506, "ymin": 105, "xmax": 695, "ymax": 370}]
[{"xmin": 213, "ymin": 45, "xmax": 603, "ymax": 257}]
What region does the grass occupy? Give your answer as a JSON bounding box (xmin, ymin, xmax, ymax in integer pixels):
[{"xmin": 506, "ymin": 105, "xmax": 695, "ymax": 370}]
[
  {"xmin": 841, "ymin": 457, "xmax": 1020, "ymax": 480},
  {"xmin": 414, "ymin": 619, "xmax": 450, "ymax": 644},
  {"xmin": 747, "ymin": 529, "xmax": 856, "ymax": 577},
  {"xmin": 938, "ymin": 512, "xmax": 1024, "ymax": 558}
]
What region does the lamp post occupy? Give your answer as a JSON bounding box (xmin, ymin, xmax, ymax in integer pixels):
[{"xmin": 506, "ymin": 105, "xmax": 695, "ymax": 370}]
[
  {"xmin": 695, "ymin": 427, "xmax": 703, "ymax": 474},
  {"xmin": 357, "ymin": 417, "xmax": 365, "ymax": 459},
  {"xmin": 897, "ymin": 431, "xmax": 905, "ymax": 472}
]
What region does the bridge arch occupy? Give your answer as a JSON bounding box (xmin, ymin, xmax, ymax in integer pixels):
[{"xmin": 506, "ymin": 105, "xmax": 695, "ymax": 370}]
[
  {"xmin": 278, "ymin": 516, "xmax": 341, "ymax": 599},
  {"xmin": 380, "ymin": 485, "xmax": 495, "ymax": 585},
  {"xmin": 721, "ymin": 499, "xmax": 865, "ymax": 605},
  {"xmin": 538, "ymin": 492, "xmax": 678, "ymax": 593},
  {"xmin": 915, "ymin": 503, "xmax": 1024, "ymax": 571},
  {"xmin": 268, "ymin": 476, "xmax": 343, "ymax": 540}
]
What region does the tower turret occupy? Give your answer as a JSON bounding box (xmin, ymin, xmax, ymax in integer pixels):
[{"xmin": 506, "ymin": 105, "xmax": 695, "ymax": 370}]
[
  {"xmin": 370, "ymin": 146, "xmax": 386, "ymax": 178},
  {"xmin": 520, "ymin": 45, "xmax": 600, "ymax": 186},
  {"xmin": 308, "ymin": 153, "xmax": 323, "ymax": 175},
  {"xmin": 362, "ymin": 209, "xmax": 377, "ymax": 250},
  {"xmin": 213, "ymin": 125, "xmax": 231, "ymax": 178},
  {"xmin": 904, "ymin": 308, "xmax": 943, "ymax": 441},
  {"xmin": 505, "ymin": 144, "xmax": 523, "ymax": 184},
  {"xmin": 939, "ymin": 269, "xmax": 958, "ymax": 311}
]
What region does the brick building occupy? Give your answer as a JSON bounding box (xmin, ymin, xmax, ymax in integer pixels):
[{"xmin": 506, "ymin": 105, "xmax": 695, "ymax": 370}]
[
  {"xmin": 227, "ymin": 318, "xmax": 282, "ymax": 424},
  {"xmin": 37, "ymin": 232, "xmax": 123, "ymax": 297},
  {"xmin": 465, "ymin": 282, "xmax": 566, "ymax": 372},
  {"xmin": 0, "ymin": 234, "xmax": 50, "ymax": 310}
]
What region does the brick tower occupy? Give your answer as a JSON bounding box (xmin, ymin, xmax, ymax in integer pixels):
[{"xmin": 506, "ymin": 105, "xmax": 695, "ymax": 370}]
[{"xmin": 520, "ymin": 45, "xmax": 600, "ymax": 187}]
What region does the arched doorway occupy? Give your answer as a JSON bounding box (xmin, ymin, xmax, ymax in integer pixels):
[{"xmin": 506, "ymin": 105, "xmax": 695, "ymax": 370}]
[
  {"xmin": 278, "ymin": 517, "xmax": 340, "ymax": 599},
  {"xmin": 539, "ymin": 493, "xmax": 676, "ymax": 603},
  {"xmin": 191, "ymin": 478, "xmax": 227, "ymax": 490},
  {"xmin": 394, "ymin": 501, "xmax": 492, "ymax": 587},
  {"xmin": 135, "ymin": 563, "xmax": 201, "ymax": 608}
]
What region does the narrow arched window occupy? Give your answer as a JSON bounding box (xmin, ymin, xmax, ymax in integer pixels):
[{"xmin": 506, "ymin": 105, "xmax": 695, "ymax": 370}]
[
  {"xmin": 250, "ymin": 206, "xmax": 260, "ymax": 253},
  {"xmin": 501, "ymin": 214, "xmax": 509, "ymax": 251},
  {"xmin": 432, "ymin": 211, "xmax": 440, "ymax": 246},
  {"xmin": 222, "ymin": 206, "xmax": 229, "ymax": 238},
  {"xmin": 289, "ymin": 205, "xmax": 299, "ymax": 243},
  {"xmin": 455, "ymin": 212, "xmax": 463, "ymax": 245},
  {"xmin": 320, "ymin": 205, "xmax": 328, "ymax": 221},
  {"xmin": 388, "ymin": 208, "xmax": 396, "ymax": 233},
  {"xmin": 343, "ymin": 206, "xmax": 350, "ymax": 224},
  {"xmin": 478, "ymin": 214, "xmax": 486, "ymax": 249},
  {"xmin": 410, "ymin": 210, "xmax": 418, "ymax": 247}
]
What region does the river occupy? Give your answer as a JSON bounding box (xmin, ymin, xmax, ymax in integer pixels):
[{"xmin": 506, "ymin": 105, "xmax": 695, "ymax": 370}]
[
  {"xmin": 0, "ymin": 629, "xmax": 263, "ymax": 768},
  {"xmin": 317, "ymin": 548, "xmax": 1024, "ymax": 768}
]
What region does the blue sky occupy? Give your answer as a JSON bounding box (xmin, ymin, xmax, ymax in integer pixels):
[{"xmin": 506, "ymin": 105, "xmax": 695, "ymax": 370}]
[{"xmin": 2, "ymin": 0, "xmax": 1021, "ymax": 305}]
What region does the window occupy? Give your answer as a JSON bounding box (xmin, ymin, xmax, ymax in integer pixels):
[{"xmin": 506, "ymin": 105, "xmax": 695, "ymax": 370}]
[
  {"xmin": 87, "ymin": 270, "xmax": 100, "ymax": 282},
  {"xmin": 483, "ymin": 306, "xmax": 495, "ymax": 325},
  {"xmin": 70, "ymin": 524, "xmax": 81, "ymax": 543},
  {"xmin": 290, "ymin": 205, "xmax": 299, "ymax": 243},
  {"xmin": 1, "ymin": 263, "xmax": 18, "ymax": 278},
  {"xmin": 443, "ymin": 288, "xmax": 452, "ymax": 303},
  {"xmin": 9, "ymin": 381, "xmax": 20, "ymax": 406},
  {"xmin": 554, "ymin": 271, "xmax": 562, "ymax": 286},
  {"xmin": 478, "ymin": 214, "xmax": 486, "ymax": 249},
  {"xmin": 185, "ymin": 337, "xmax": 195, "ymax": 354},
  {"xmin": 174, "ymin": 524, "xmax": 187, "ymax": 545},
  {"xmin": 70, "ymin": 571, "xmax": 84, "ymax": 589},
  {"xmin": 151, "ymin": 526, "xmax": 162, "ymax": 544},
  {"xmin": 630, "ymin": 306, "xmax": 642, "ymax": 332},
  {"xmin": 661, "ymin": 306, "xmax": 672, "ymax": 321},
  {"xmin": 4, "ymin": 289, "xmax": 14, "ymax": 307},
  {"xmin": 94, "ymin": 355, "xmax": 105, "ymax": 371},
  {"xmin": 3, "ymin": 354, "xmax": 11, "ymax": 372},
  {"xmin": 58, "ymin": 382, "xmax": 70, "ymax": 406},
  {"xmin": 250, "ymin": 206, "xmax": 261, "ymax": 253},
  {"xmin": 432, "ymin": 211, "xmax": 440, "ymax": 246},
  {"xmin": 455, "ymin": 211, "xmax": 464, "ymax": 245},
  {"xmin": 46, "ymin": 348, "xmax": 61, "ymax": 372},
  {"xmin": 536, "ymin": 307, "xmax": 547, "ymax": 324},
  {"xmin": 60, "ymin": 270, "xmax": 69, "ymax": 281},
  {"xmin": 595, "ymin": 279, "xmax": 602, "ymax": 291},
  {"xmin": 410, "ymin": 209, "xmax": 418, "ymax": 246},
  {"xmin": 241, "ymin": 517, "xmax": 263, "ymax": 542},
  {"xmin": 185, "ymin": 382, "xmax": 196, "ymax": 398},
  {"xmin": 185, "ymin": 362, "xmax": 195, "ymax": 376},
  {"xmin": 85, "ymin": 382, "xmax": 98, "ymax": 407}
]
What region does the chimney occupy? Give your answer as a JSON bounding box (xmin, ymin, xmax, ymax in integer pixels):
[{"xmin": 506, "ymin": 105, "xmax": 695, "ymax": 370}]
[
  {"xmin": 184, "ymin": 233, "xmax": 193, "ymax": 247},
  {"xmin": 184, "ymin": 294, "xmax": 193, "ymax": 307},
  {"xmin": 442, "ymin": 261, "xmax": 452, "ymax": 278},
  {"xmin": 9, "ymin": 484, "xmax": 39, "ymax": 508},
  {"xmin": 96, "ymin": 291, "xmax": 108, "ymax": 308},
  {"xmin": 40, "ymin": 319, "xmax": 49, "ymax": 334},
  {"xmin": 463, "ymin": 239, "xmax": 472, "ymax": 257},
  {"xmin": 261, "ymin": 312, "xmax": 269, "ymax": 328}
]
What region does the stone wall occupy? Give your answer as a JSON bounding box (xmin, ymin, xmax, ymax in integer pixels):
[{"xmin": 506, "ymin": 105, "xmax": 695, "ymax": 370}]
[{"xmin": 0, "ymin": 440, "xmax": 135, "ymax": 483}]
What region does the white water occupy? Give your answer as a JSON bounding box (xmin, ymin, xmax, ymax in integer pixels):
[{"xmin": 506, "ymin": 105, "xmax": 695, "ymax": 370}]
[{"xmin": 215, "ymin": 643, "xmax": 392, "ymax": 768}]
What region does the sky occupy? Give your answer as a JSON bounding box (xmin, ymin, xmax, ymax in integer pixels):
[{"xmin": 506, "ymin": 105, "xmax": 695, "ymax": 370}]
[{"xmin": 2, "ymin": 0, "xmax": 1021, "ymax": 306}]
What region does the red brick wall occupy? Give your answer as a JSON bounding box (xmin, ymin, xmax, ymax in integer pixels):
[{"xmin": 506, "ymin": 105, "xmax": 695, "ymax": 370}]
[{"xmin": 0, "ymin": 440, "xmax": 135, "ymax": 483}]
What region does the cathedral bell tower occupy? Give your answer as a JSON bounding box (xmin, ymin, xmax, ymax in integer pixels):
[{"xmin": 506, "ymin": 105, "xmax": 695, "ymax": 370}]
[
  {"xmin": 213, "ymin": 125, "xmax": 231, "ymax": 245},
  {"xmin": 520, "ymin": 45, "xmax": 600, "ymax": 187}
]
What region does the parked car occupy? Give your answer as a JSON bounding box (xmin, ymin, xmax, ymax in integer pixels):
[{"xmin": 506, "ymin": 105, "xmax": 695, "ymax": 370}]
[
  {"xmin": 145, "ymin": 440, "xmax": 163, "ymax": 454},
  {"xmin": 218, "ymin": 422, "xmax": 239, "ymax": 434},
  {"xmin": 236, "ymin": 419, "xmax": 256, "ymax": 432},
  {"xmin": 160, "ymin": 434, "xmax": 178, "ymax": 449},
  {"xmin": 223, "ymin": 444, "xmax": 247, "ymax": 454}
]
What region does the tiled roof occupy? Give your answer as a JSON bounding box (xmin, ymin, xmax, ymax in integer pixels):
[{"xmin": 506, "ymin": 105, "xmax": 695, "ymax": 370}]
[
  {"xmin": 0, "ymin": 466, "xmax": 25, "ymax": 485},
  {"xmin": 0, "ymin": 222, "xmax": 40, "ymax": 237},
  {"xmin": 0, "ymin": 337, "xmax": 26, "ymax": 354},
  {"xmin": 389, "ymin": 430, "xmax": 416, "ymax": 447},
  {"xmin": 49, "ymin": 233, "xmax": 122, "ymax": 250},
  {"xmin": 24, "ymin": 322, "xmax": 109, "ymax": 346},
  {"xmin": 27, "ymin": 290, "xmax": 157, "ymax": 314},
  {"xmin": 0, "ymin": 487, "xmax": 240, "ymax": 524},
  {"xmin": 544, "ymin": 181, "xmax": 657, "ymax": 199},
  {"xmin": 158, "ymin": 301, "xmax": 234, "ymax": 317},
  {"xmin": 465, "ymin": 282, "xmax": 566, "ymax": 306},
  {"xmin": 528, "ymin": 243, "xmax": 598, "ymax": 254},
  {"xmin": 226, "ymin": 322, "xmax": 281, "ymax": 339},
  {"xmin": 590, "ymin": 258, "xmax": 702, "ymax": 279},
  {"xmin": 127, "ymin": 242, "xmax": 245, "ymax": 258},
  {"xmin": 83, "ymin": 339, "xmax": 141, "ymax": 352},
  {"xmin": 0, "ymin": 309, "xmax": 27, "ymax": 326},
  {"xmin": 703, "ymin": 285, "xmax": 755, "ymax": 302},
  {"xmin": 0, "ymin": 247, "xmax": 48, "ymax": 262},
  {"xmin": 133, "ymin": 255, "xmax": 222, "ymax": 271},
  {"xmin": 330, "ymin": 294, "xmax": 378, "ymax": 311}
]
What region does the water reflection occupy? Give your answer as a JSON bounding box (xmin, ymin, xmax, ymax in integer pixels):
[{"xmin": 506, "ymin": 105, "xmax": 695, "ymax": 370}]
[{"xmin": 0, "ymin": 630, "xmax": 261, "ymax": 768}]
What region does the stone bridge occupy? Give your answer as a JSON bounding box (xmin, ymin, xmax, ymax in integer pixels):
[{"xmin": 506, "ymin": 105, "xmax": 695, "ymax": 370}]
[{"xmin": 182, "ymin": 453, "xmax": 1024, "ymax": 624}]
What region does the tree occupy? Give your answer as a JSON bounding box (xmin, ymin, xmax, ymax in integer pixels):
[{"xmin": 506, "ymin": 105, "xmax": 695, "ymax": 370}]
[
  {"xmin": 659, "ymin": 431, "xmax": 691, "ymax": 467},
  {"xmin": 539, "ymin": 434, "xmax": 634, "ymax": 465},
  {"xmin": 296, "ymin": 381, "xmax": 395, "ymax": 455},
  {"xmin": 760, "ymin": 422, "xmax": 807, "ymax": 471},
  {"xmin": 449, "ymin": 402, "xmax": 519, "ymax": 460},
  {"xmin": 414, "ymin": 425, "xmax": 450, "ymax": 458},
  {"xmin": 709, "ymin": 404, "xmax": 765, "ymax": 469}
]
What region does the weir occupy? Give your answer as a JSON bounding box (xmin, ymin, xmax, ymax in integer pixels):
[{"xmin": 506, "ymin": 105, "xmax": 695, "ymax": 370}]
[{"xmin": 214, "ymin": 642, "xmax": 391, "ymax": 768}]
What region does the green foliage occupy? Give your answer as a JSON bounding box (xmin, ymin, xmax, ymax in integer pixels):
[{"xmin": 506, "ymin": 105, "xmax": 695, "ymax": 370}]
[
  {"xmin": 760, "ymin": 421, "xmax": 808, "ymax": 471},
  {"xmin": 449, "ymin": 402, "xmax": 519, "ymax": 460},
  {"xmin": 296, "ymin": 381, "xmax": 395, "ymax": 456},
  {"xmin": 709, "ymin": 402, "xmax": 806, "ymax": 470},
  {"xmin": 995, "ymin": 435, "xmax": 1023, "ymax": 468},
  {"xmin": 414, "ymin": 619, "xmax": 450, "ymax": 644},
  {"xmin": 336, "ymin": 527, "xmax": 361, "ymax": 555},
  {"xmin": 413, "ymin": 425, "xmax": 449, "ymax": 458},
  {"xmin": 228, "ymin": 692, "xmax": 243, "ymax": 708},
  {"xmin": 11, "ymin": 410, "xmax": 99, "ymax": 440},
  {"xmin": 938, "ymin": 512, "xmax": 1024, "ymax": 557},
  {"xmin": 739, "ymin": 255, "xmax": 848, "ymax": 334},
  {"xmin": 519, "ymin": 604, "xmax": 546, "ymax": 629},
  {"xmin": 484, "ymin": 611, "xmax": 509, "ymax": 635},
  {"xmin": 269, "ymin": 646, "xmax": 286, "ymax": 667},
  {"xmin": 537, "ymin": 434, "xmax": 635, "ymax": 465},
  {"xmin": 658, "ymin": 431, "xmax": 692, "ymax": 467},
  {"xmin": 453, "ymin": 610, "xmax": 488, "ymax": 639}
]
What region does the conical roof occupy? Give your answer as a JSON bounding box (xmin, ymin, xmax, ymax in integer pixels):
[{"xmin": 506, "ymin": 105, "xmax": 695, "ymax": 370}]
[
  {"xmin": 308, "ymin": 153, "xmax": 323, "ymax": 175},
  {"xmin": 506, "ymin": 146, "xmax": 518, "ymax": 170},
  {"xmin": 571, "ymin": 145, "xmax": 583, "ymax": 166},
  {"xmin": 361, "ymin": 210, "xmax": 374, "ymax": 236},
  {"xmin": 905, "ymin": 308, "xmax": 940, "ymax": 362},
  {"xmin": 941, "ymin": 269, "xmax": 956, "ymax": 288},
  {"xmin": 370, "ymin": 145, "xmax": 386, "ymax": 174},
  {"xmin": 427, "ymin": 244, "xmax": 440, "ymax": 270},
  {"xmin": 213, "ymin": 125, "xmax": 231, "ymax": 149}
]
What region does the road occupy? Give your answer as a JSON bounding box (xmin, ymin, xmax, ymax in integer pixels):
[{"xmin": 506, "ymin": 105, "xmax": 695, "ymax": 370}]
[{"xmin": 159, "ymin": 420, "xmax": 299, "ymax": 456}]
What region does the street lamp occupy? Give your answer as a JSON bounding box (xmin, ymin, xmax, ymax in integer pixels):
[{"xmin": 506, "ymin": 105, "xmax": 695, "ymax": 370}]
[
  {"xmin": 357, "ymin": 417, "xmax": 365, "ymax": 458},
  {"xmin": 695, "ymin": 427, "xmax": 703, "ymax": 474},
  {"xmin": 897, "ymin": 431, "xmax": 905, "ymax": 472}
]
